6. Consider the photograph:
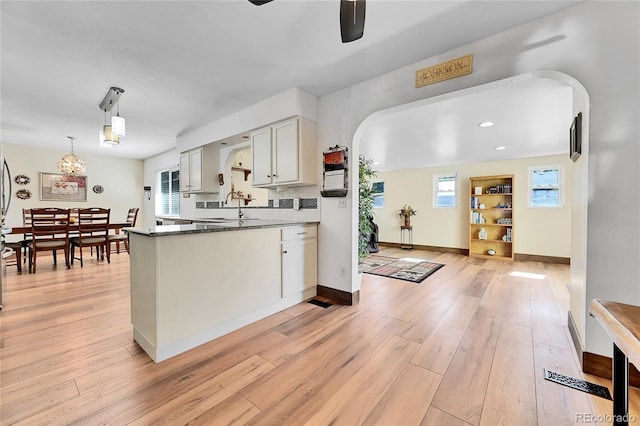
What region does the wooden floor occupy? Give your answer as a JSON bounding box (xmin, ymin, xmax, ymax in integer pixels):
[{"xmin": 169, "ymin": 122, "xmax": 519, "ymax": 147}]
[{"xmin": 1, "ymin": 246, "xmax": 638, "ymax": 425}]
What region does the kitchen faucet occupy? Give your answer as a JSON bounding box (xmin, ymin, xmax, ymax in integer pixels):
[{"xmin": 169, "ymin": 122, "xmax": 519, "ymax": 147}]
[{"xmin": 225, "ymin": 191, "xmax": 244, "ymax": 219}]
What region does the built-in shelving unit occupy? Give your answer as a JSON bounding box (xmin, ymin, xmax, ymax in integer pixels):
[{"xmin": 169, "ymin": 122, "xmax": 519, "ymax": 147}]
[{"xmin": 469, "ymin": 174, "xmax": 514, "ymax": 261}]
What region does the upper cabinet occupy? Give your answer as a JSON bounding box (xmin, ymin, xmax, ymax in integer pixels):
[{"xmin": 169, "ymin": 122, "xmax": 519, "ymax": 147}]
[
  {"xmin": 179, "ymin": 144, "xmax": 220, "ymax": 193},
  {"xmin": 251, "ymin": 117, "xmax": 317, "ymax": 188}
]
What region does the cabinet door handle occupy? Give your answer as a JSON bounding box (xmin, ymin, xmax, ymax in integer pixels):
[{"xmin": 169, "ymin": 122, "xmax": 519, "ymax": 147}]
[
  {"xmin": 272, "ymin": 174, "xmax": 277, "ymax": 178},
  {"xmin": 283, "ymin": 250, "xmax": 288, "ymax": 254},
  {"xmin": 267, "ymin": 174, "xmax": 271, "ymax": 178},
  {"xmin": 296, "ymin": 232, "xmax": 307, "ymax": 235}
]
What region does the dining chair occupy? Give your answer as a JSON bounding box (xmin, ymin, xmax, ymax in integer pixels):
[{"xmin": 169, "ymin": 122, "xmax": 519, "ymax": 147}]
[
  {"xmin": 70, "ymin": 207, "xmax": 111, "ymax": 267},
  {"xmin": 108, "ymin": 208, "xmax": 139, "ymax": 254},
  {"xmin": 27, "ymin": 208, "xmax": 71, "ymax": 273}
]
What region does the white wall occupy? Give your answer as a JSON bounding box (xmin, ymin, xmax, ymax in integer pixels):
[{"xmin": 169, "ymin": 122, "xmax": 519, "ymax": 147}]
[
  {"xmin": 142, "ymin": 149, "xmax": 180, "ymax": 229},
  {"xmin": 1, "ymin": 143, "xmax": 144, "ymax": 233},
  {"xmin": 317, "ymin": 1, "xmax": 639, "ymax": 358},
  {"xmin": 374, "ymin": 155, "xmax": 572, "ymax": 257}
]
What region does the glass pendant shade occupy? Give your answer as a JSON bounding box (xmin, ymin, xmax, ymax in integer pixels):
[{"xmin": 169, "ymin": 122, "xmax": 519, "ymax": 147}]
[
  {"xmin": 103, "ymin": 124, "xmax": 119, "ymax": 145},
  {"xmin": 58, "ymin": 137, "xmax": 86, "ymax": 176},
  {"xmin": 111, "ymin": 114, "xmax": 126, "ymax": 137},
  {"xmin": 57, "ymin": 154, "xmax": 87, "ymax": 176}
]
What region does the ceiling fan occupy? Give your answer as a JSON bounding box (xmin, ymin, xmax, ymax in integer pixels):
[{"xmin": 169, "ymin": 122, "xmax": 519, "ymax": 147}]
[{"xmin": 248, "ymin": 0, "xmax": 366, "ymax": 43}]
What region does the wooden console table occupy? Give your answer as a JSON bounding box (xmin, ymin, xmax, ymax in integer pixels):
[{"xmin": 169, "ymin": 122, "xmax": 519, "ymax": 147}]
[{"xmin": 590, "ymin": 299, "xmax": 640, "ymax": 425}]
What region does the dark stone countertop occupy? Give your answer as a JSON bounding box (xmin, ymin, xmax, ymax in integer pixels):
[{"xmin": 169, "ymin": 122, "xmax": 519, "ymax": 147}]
[{"xmin": 126, "ymin": 219, "xmax": 318, "ymax": 237}]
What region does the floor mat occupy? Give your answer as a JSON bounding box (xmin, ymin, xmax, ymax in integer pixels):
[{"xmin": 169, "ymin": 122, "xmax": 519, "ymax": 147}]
[{"xmin": 359, "ymin": 255, "xmax": 444, "ymax": 283}]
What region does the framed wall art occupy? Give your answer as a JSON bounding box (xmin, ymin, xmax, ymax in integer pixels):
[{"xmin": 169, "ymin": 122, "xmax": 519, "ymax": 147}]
[{"xmin": 40, "ymin": 172, "xmax": 87, "ymax": 202}]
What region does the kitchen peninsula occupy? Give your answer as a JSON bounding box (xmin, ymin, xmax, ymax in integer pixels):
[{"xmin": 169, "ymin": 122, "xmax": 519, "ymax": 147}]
[{"xmin": 127, "ymin": 219, "xmax": 318, "ymax": 362}]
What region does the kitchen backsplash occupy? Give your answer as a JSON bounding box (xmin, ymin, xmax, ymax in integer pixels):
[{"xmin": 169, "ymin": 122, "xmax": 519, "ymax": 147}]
[{"xmin": 194, "ymin": 197, "xmax": 320, "ymax": 222}]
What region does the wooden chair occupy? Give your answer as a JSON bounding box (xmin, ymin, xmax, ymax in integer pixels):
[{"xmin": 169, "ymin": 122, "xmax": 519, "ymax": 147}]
[
  {"xmin": 70, "ymin": 208, "xmax": 111, "ymax": 267},
  {"xmin": 6, "ymin": 209, "xmax": 34, "ymax": 272},
  {"xmin": 108, "ymin": 208, "xmax": 139, "ymax": 254},
  {"xmin": 27, "ymin": 208, "xmax": 71, "ymax": 273}
]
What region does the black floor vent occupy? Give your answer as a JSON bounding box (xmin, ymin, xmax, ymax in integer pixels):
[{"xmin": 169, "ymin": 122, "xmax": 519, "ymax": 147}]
[
  {"xmin": 308, "ymin": 299, "xmax": 332, "ymax": 308},
  {"xmin": 544, "ymin": 369, "xmax": 612, "ymax": 400}
]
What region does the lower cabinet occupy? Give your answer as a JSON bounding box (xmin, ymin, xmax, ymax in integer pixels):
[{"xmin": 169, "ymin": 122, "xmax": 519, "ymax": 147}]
[{"xmin": 281, "ymin": 225, "xmax": 317, "ymax": 298}]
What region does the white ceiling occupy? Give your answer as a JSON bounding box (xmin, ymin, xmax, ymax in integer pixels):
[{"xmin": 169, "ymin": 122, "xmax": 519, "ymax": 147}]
[
  {"xmin": 1, "ymin": 1, "xmax": 580, "ymax": 161},
  {"xmin": 360, "ymin": 78, "xmax": 573, "ymax": 171}
]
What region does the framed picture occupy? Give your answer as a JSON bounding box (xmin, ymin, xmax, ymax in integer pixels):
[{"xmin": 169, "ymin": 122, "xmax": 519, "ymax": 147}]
[
  {"xmin": 570, "ymin": 112, "xmax": 582, "ymax": 162},
  {"xmin": 40, "ymin": 172, "xmax": 87, "ymax": 202}
]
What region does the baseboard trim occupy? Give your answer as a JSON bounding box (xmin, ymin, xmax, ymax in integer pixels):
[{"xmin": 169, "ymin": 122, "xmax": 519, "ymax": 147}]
[
  {"xmin": 514, "ymin": 253, "xmax": 570, "ymax": 264},
  {"xmin": 378, "ymin": 242, "xmax": 467, "ymax": 255},
  {"xmin": 568, "ymin": 311, "xmax": 640, "ymax": 388},
  {"xmin": 583, "ymin": 351, "xmax": 640, "ymax": 389},
  {"xmin": 567, "ymin": 310, "xmax": 584, "ymax": 363},
  {"xmin": 317, "ymin": 285, "xmax": 359, "ymax": 306},
  {"xmin": 378, "ymin": 242, "xmax": 569, "ymax": 264}
]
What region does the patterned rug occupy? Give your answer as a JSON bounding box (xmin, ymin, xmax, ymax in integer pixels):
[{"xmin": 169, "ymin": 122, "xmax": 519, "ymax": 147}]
[{"xmin": 359, "ymin": 255, "xmax": 444, "ymax": 283}]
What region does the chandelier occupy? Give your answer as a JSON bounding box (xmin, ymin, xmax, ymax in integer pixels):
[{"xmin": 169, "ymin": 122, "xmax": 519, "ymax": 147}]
[
  {"xmin": 57, "ymin": 136, "xmax": 87, "ymax": 176},
  {"xmin": 99, "ymin": 87, "xmax": 125, "ymax": 145}
]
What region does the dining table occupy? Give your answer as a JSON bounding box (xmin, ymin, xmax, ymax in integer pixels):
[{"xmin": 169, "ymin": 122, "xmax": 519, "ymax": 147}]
[{"xmin": 4, "ymin": 222, "xmax": 133, "ymax": 272}]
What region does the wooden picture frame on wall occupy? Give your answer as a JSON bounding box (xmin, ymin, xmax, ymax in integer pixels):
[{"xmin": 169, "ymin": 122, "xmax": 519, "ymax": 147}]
[
  {"xmin": 570, "ymin": 112, "xmax": 582, "ymax": 162},
  {"xmin": 40, "ymin": 172, "xmax": 87, "ymax": 202}
]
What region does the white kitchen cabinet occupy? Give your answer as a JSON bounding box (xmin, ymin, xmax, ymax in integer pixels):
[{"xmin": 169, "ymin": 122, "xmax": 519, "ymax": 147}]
[
  {"xmin": 251, "ymin": 117, "xmax": 317, "ymax": 188},
  {"xmin": 281, "ymin": 225, "xmax": 317, "ymax": 298},
  {"xmin": 180, "ymin": 144, "xmax": 220, "ymax": 193}
]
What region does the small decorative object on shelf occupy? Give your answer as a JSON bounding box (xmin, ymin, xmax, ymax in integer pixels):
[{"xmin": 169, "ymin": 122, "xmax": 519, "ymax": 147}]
[
  {"xmin": 478, "ymin": 228, "xmax": 488, "ymax": 240},
  {"xmin": 487, "ymin": 249, "xmax": 496, "ymax": 256}
]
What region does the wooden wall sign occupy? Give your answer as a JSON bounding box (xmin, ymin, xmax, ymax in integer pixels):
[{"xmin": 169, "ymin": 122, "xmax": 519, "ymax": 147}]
[{"xmin": 415, "ymin": 54, "xmax": 473, "ymax": 88}]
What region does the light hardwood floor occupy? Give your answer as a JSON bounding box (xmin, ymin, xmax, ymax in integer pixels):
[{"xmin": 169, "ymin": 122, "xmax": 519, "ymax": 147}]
[{"xmin": 1, "ymin": 246, "xmax": 637, "ymax": 425}]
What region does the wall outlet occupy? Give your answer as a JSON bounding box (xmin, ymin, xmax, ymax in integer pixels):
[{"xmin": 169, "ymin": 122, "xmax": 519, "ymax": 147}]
[
  {"xmin": 338, "ymin": 199, "xmax": 346, "ymax": 208},
  {"xmin": 293, "ymin": 198, "xmax": 300, "ymax": 210},
  {"xmin": 340, "ymin": 266, "xmax": 346, "ymax": 278}
]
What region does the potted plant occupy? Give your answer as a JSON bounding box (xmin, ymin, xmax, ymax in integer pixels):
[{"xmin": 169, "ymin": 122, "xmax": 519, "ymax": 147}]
[
  {"xmin": 397, "ymin": 204, "xmax": 417, "ymax": 227},
  {"xmin": 358, "ymin": 155, "xmax": 376, "ymax": 261}
]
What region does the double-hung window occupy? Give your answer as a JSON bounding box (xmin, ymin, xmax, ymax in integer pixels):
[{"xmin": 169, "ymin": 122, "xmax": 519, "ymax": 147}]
[
  {"xmin": 434, "ymin": 173, "xmax": 456, "ymax": 208},
  {"xmin": 158, "ymin": 168, "xmax": 180, "ymax": 216},
  {"xmin": 528, "ymin": 165, "xmax": 563, "ymax": 208}
]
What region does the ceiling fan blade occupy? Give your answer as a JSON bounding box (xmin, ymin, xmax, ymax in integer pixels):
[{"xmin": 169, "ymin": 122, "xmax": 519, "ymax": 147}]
[
  {"xmin": 248, "ymin": 0, "xmax": 274, "ymax": 5},
  {"xmin": 340, "ymin": 0, "xmax": 366, "ymax": 43}
]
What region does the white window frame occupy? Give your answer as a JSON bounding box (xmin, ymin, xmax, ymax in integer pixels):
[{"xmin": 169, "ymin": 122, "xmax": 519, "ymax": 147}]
[
  {"xmin": 157, "ymin": 167, "xmax": 181, "ymax": 217},
  {"xmin": 528, "ymin": 165, "xmax": 564, "ymax": 208},
  {"xmin": 372, "ymin": 180, "xmax": 385, "ymax": 208},
  {"xmin": 433, "ymin": 173, "xmax": 457, "ymax": 208}
]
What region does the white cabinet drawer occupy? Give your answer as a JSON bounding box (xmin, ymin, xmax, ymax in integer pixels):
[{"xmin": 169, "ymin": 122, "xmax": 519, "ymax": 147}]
[{"xmin": 282, "ymin": 225, "xmax": 317, "ymax": 241}]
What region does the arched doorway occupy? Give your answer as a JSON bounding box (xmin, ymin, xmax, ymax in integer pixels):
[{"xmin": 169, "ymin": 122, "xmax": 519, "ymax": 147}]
[{"xmin": 351, "ymin": 71, "xmax": 590, "ymax": 346}]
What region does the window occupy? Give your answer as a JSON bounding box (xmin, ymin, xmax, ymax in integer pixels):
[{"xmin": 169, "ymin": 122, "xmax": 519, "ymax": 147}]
[
  {"xmin": 372, "ymin": 181, "xmax": 385, "ymax": 208},
  {"xmin": 158, "ymin": 168, "xmax": 180, "ymax": 216},
  {"xmin": 434, "ymin": 173, "xmax": 456, "ymax": 208},
  {"xmin": 529, "ymin": 165, "xmax": 563, "ymax": 207}
]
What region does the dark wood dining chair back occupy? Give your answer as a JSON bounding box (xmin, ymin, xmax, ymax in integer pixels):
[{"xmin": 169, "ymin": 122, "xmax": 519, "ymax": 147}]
[
  {"xmin": 125, "ymin": 208, "xmax": 139, "ymax": 226},
  {"xmin": 108, "ymin": 207, "xmax": 139, "ymax": 254},
  {"xmin": 70, "ymin": 207, "xmax": 111, "ymax": 267},
  {"xmin": 27, "ymin": 208, "xmax": 71, "ymax": 273}
]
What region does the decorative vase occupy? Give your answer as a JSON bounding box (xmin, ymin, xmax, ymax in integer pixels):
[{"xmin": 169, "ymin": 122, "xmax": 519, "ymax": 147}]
[
  {"xmin": 479, "ymin": 228, "xmax": 487, "ymax": 240},
  {"xmin": 404, "ymin": 216, "xmax": 411, "ymax": 227}
]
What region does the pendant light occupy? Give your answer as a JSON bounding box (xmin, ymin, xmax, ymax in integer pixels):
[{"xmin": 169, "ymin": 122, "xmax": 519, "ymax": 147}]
[
  {"xmin": 111, "ymin": 101, "xmax": 126, "ymax": 137},
  {"xmin": 100, "ymin": 109, "xmax": 119, "ymax": 145},
  {"xmin": 98, "ymin": 87, "xmax": 125, "ymax": 145},
  {"xmin": 58, "ymin": 136, "xmax": 87, "ymax": 176}
]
